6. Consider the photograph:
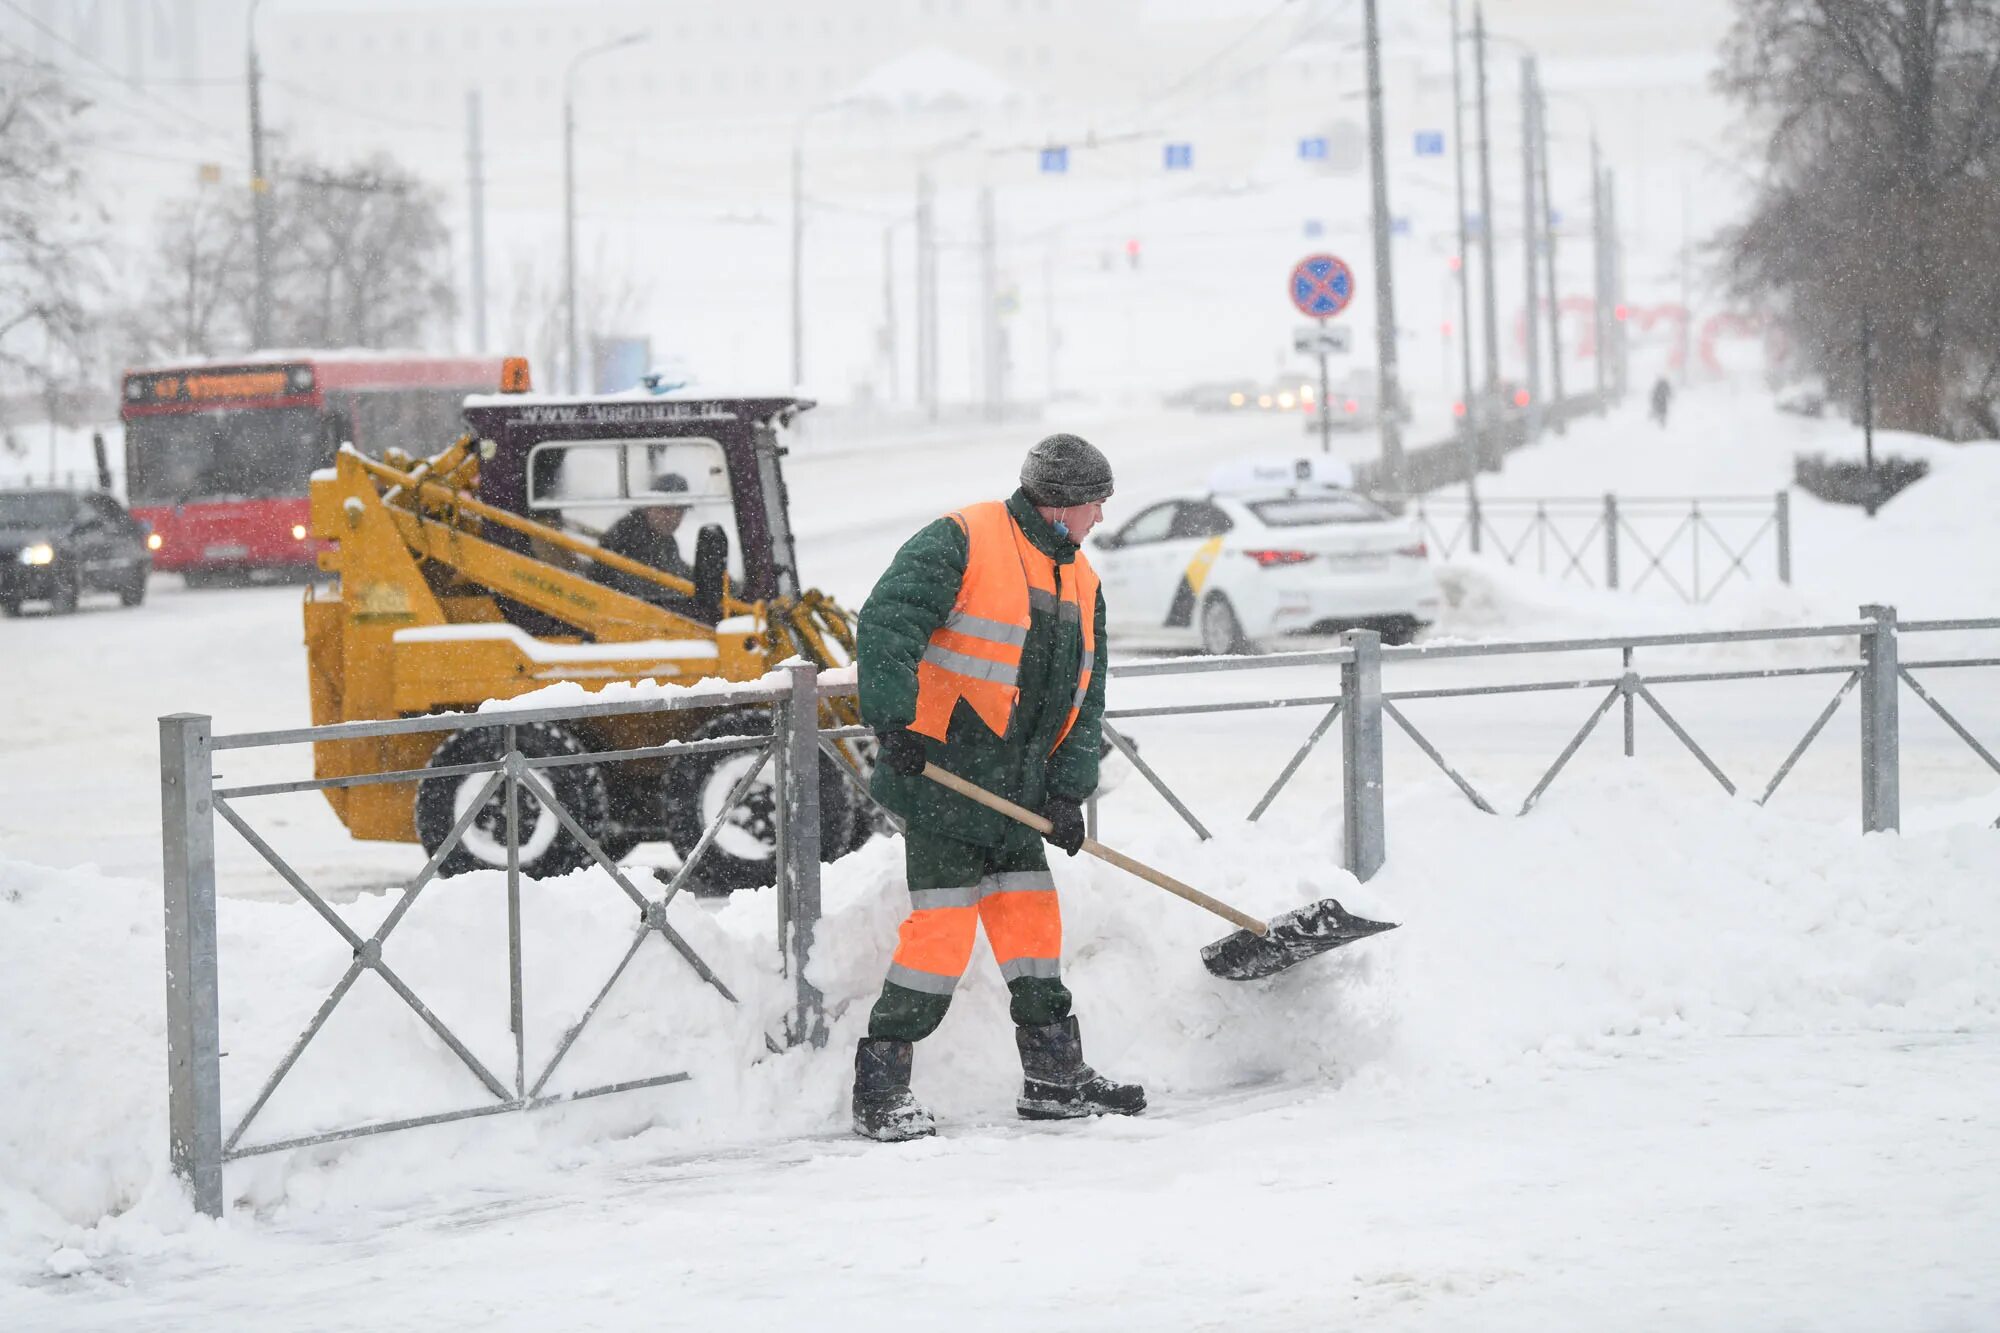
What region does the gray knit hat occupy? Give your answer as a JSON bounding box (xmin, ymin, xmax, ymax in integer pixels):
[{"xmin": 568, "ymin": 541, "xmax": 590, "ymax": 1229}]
[{"xmin": 1020, "ymin": 433, "xmax": 1114, "ymax": 507}]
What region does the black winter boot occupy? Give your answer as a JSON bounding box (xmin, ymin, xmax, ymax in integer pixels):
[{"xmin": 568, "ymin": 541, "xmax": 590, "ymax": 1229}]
[
  {"xmin": 852, "ymin": 1038, "xmax": 937, "ymax": 1142},
  {"xmin": 1015, "ymin": 1017, "xmax": 1146, "ymax": 1120}
]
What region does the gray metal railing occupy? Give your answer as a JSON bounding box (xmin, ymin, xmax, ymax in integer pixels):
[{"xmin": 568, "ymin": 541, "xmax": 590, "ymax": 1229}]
[
  {"xmin": 1091, "ymin": 605, "xmax": 2000, "ymax": 880},
  {"xmin": 1388, "ymin": 491, "xmax": 1792, "ymax": 602},
  {"xmin": 164, "ymin": 605, "xmax": 2000, "ymax": 1214},
  {"xmin": 162, "ymin": 662, "xmax": 843, "ymax": 1218}
]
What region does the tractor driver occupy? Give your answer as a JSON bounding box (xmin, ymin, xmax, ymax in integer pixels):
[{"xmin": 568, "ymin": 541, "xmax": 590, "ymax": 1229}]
[{"xmin": 593, "ymin": 471, "xmax": 702, "ymax": 620}]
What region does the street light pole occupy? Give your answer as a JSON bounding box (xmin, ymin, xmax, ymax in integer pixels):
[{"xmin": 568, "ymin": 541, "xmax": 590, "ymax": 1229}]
[
  {"xmin": 791, "ymin": 134, "xmax": 805, "ymax": 388},
  {"xmin": 1473, "ymin": 4, "xmax": 1501, "ymax": 402},
  {"xmin": 1362, "ymin": 0, "xmax": 1403, "ymax": 491},
  {"xmin": 1450, "ymin": 0, "xmax": 1482, "ymax": 548},
  {"xmin": 1519, "ymin": 55, "xmax": 1542, "ymax": 441},
  {"xmin": 563, "ymin": 32, "xmax": 649, "ymax": 395},
  {"xmin": 246, "ymin": 0, "xmax": 271, "ymax": 349},
  {"xmin": 1537, "ymin": 75, "xmax": 1565, "ymax": 431}
]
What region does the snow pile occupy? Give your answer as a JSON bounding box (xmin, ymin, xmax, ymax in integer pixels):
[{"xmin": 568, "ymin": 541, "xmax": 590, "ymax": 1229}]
[{"xmin": 6, "ymin": 764, "xmax": 1999, "ymax": 1282}]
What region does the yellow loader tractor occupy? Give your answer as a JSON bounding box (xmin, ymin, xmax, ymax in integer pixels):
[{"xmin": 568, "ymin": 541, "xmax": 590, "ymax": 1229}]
[{"xmin": 303, "ymin": 383, "xmax": 872, "ymax": 889}]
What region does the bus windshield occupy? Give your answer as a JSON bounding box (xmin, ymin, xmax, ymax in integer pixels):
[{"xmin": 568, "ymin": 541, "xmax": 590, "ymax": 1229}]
[{"xmin": 126, "ymin": 408, "xmax": 333, "ymax": 504}]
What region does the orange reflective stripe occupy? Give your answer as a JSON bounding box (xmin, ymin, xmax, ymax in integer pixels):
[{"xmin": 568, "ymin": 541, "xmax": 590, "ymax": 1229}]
[
  {"xmin": 887, "ymin": 905, "xmax": 979, "ymax": 993},
  {"xmin": 912, "ymin": 500, "xmax": 1100, "ymax": 752},
  {"xmin": 979, "ymin": 889, "xmax": 1062, "ymax": 971}
]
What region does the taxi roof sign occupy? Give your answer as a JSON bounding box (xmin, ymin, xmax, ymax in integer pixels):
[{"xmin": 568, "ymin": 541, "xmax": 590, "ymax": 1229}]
[{"xmin": 1209, "ymin": 454, "xmax": 1355, "ymax": 495}]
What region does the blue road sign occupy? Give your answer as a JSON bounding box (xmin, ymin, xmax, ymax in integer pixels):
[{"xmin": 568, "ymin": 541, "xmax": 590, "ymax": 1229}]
[
  {"xmin": 1548, "ymin": 208, "xmax": 1565, "ymax": 228},
  {"xmin": 1414, "ymin": 130, "xmax": 1445, "ymax": 156},
  {"xmin": 1289, "ymin": 253, "xmax": 1356, "ymax": 319},
  {"xmin": 1303, "ymin": 219, "xmax": 1325, "ymax": 239},
  {"xmin": 1163, "ymin": 142, "xmax": 1193, "ymax": 170},
  {"xmin": 1039, "ymin": 146, "xmax": 1069, "ymax": 174},
  {"xmin": 1298, "ymin": 136, "xmax": 1328, "ymax": 162},
  {"xmin": 1391, "ymin": 216, "xmax": 1412, "ymax": 237}
]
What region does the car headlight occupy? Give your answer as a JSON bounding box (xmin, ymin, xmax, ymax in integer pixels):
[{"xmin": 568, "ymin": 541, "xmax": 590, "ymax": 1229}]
[
  {"xmin": 19, "ymin": 543, "xmax": 55, "ymax": 566},
  {"xmin": 147, "ymin": 532, "xmax": 164, "ymax": 551},
  {"xmin": 291, "ymin": 523, "xmax": 308, "ymax": 540}
]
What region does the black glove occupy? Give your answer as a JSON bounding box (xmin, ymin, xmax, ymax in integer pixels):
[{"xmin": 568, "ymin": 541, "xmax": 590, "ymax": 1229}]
[
  {"xmin": 877, "ymin": 727, "xmax": 927, "ymax": 778},
  {"xmin": 1041, "ymin": 796, "xmax": 1086, "ymax": 856}
]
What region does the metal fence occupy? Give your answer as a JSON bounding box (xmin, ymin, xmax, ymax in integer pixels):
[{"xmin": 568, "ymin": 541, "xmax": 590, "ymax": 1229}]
[
  {"xmin": 1388, "ymin": 491, "xmax": 1792, "ymax": 603},
  {"xmin": 163, "ymin": 604, "xmax": 2000, "ymax": 1214},
  {"xmin": 162, "ymin": 662, "xmax": 848, "ymax": 1218},
  {"xmin": 1094, "ymin": 607, "xmax": 2000, "ymax": 868}
]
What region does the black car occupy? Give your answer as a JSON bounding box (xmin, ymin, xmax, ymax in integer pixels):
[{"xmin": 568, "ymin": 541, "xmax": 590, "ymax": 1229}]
[{"xmin": 0, "ymin": 489, "xmax": 154, "ymax": 616}]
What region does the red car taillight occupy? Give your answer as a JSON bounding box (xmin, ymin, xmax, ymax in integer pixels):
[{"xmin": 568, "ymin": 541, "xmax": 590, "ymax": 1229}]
[
  {"xmin": 1244, "ymin": 549, "xmax": 1316, "ymax": 568},
  {"xmin": 1397, "ymin": 541, "xmax": 1428, "ymax": 559}
]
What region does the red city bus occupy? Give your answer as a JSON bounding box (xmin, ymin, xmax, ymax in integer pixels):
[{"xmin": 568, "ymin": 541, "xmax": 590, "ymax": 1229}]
[{"xmin": 120, "ymin": 353, "xmax": 516, "ymax": 580}]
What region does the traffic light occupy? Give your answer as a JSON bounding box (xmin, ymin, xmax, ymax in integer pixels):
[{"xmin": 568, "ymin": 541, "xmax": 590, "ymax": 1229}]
[{"xmin": 1125, "ymin": 237, "xmax": 1142, "ymax": 269}]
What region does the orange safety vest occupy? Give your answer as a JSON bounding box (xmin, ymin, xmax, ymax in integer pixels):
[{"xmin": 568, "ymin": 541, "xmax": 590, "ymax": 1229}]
[{"xmin": 910, "ymin": 501, "xmax": 1099, "ymax": 753}]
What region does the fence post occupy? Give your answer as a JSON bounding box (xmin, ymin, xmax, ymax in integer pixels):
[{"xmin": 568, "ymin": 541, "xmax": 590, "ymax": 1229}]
[
  {"xmin": 1775, "ymin": 490, "xmax": 1792, "ymax": 585},
  {"xmin": 1603, "ymin": 492, "xmax": 1620, "ymax": 590},
  {"xmin": 1340, "ymin": 630, "xmax": 1386, "ymax": 881},
  {"xmin": 1858, "ymin": 604, "xmax": 1900, "ymax": 834},
  {"xmin": 161, "ymin": 713, "xmax": 223, "ymax": 1219},
  {"xmin": 775, "ymin": 663, "xmax": 827, "ymax": 1047}
]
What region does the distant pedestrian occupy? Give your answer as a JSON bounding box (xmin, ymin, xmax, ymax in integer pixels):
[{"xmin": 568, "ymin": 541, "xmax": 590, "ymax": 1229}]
[{"xmin": 1649, "ymin": 376, "xmax": 1674, "ymax": 427}]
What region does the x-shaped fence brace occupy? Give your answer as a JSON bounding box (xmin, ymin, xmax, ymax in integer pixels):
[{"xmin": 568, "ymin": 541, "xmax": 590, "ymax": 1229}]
[
  {"xmin": 1622, "ymin": 506, "xmax": 1778, "ymax": 605},
  {"xmin": 1411, "ymin": 499, "xmax": 1780, "ymax": 605},
  {"xmin": 210, "ymin": 727, "xmax": 759, "ymax": 1161},
  {"xmin": 1099, "ymin": 664, "xmax": 1880, "ymax": 840},
  {"xmin": 1898, "ymin": 664, "xmax": 2000, "ymax": 829}
]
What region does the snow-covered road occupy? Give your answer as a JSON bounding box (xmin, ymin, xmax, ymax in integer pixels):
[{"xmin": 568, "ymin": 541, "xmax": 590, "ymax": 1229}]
[{"xmin": 4, "ymin": 389, "xmax": 1999, "ymax": 1329}]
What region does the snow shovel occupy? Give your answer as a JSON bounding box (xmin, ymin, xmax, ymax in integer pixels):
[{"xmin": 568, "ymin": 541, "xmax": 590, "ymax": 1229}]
[{"xmin": 920, "ymin": 763, "xmax": 1397, "ymax": 981}]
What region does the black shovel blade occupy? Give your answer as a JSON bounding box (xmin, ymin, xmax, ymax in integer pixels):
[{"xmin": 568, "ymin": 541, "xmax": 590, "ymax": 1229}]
[{"xmin": 1200, "ymin": 897, "xmax": 1399, "ymax": 981}]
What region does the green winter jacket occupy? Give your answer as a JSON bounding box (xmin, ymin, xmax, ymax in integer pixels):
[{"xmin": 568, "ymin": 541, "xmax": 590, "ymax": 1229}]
[{"xmin": 858, "ymin": 488, "xmax": 1108, "ymax": 847}]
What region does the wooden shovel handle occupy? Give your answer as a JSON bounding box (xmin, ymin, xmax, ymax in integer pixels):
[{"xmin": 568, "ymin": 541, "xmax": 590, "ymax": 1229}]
[{"xmin": 920, "ymin": 762, "xmax": 1268, "ymax": 937}]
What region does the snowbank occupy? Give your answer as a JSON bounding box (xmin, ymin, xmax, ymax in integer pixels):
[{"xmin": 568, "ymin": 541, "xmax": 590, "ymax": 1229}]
[{"xmin": 6, "ymin": 764, "xmax": 1999, "ymax": 1284}]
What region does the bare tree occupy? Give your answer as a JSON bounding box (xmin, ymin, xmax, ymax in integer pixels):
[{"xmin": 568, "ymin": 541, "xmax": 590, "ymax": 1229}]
[
  {"xmin": 0, "ymin": 56, "xmax": 102, "ymax": 391},
  {"xmin": 129, "ymin": 188, "xmax": 251, "ymax": 360},
  {"xmin": 1720, "ymin": 0, "xmax": 2000, "ymax": 436},
  {"xmin": 129, "ymin": 151, "xmax": 457, "ymax": 358}
]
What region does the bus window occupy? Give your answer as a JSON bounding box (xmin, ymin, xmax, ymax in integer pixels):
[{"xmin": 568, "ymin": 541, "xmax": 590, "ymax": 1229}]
[{"xmin": 126, "ymin": 408, "xmax": 331, "ymax": 504}]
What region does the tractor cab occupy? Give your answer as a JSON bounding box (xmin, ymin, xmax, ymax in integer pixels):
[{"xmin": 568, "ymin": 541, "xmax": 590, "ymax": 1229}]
[{"xmin": 461, "ymin": 391, "xmax": 814, "ymax": 621}]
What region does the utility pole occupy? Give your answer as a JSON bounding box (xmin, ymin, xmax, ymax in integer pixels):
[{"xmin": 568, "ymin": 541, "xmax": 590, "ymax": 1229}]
[
  {"xmin": 882, "ymin": 226, "xmax": 898, "ymax": 403},
  {"xmin": 246, "ymin": 1, "xmax": 271, "ymax": 349},
  {"xmin": 1678, "ymin": 172, "xmax": 1692, "ymax": 387},
  {"xmin": 1043, "ymin": 239, "xmax": 1058, "ymax": 405},
  {"xmin": 564, "ymin": 33, "xmax": 649, "ymax": 395},
  {"xmin": 1607, "ymin": 167, "xmax": 1628, "ymax": 399},
  {"xmin": 1536, "ymin": 73, "xmax": 1563, "ymax": 431},
  {"xmin": 1473, "ymin": 4, "xmax": 1501, "ymax": 401},
  {"xmin": 1519, "ymin": 55, "xmax": 1542, "ymax": 441},
  {"xmin": 1450, "ymin": 0, "xmax": 1482, "ymax": 546},
  {"xmin": 1362, "ymin": 0, "xmax": 1404, "ymax": 490},
  {"xmin": 1591, "ymin": 138, "xmax": 1607, "ymax": 411},
  {"xmin": 790, "ymin": 134, "xmax": 809, "ymax": 389},
  {"xmin": 916, "ymin": 168, "xmax": 937, "ymax": 420},
  {"xmin": 466, "ymin": 90, "xmax": 488, "ymax": 351},
  {"xmin": 978, "ymin": 185, "xmax": 999, "ymax": 420},
  {"xmin": 563, "ymin": 91, "xmax": 578, "ymax": 392}
]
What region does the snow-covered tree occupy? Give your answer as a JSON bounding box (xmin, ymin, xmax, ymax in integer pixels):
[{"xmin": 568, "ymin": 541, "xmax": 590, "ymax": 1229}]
[
  {"xmin": 131, "ymin": 152, "xmax": 457, "ymax": 357},
  {"xmin": 0, "ymin": 56, "xmax": 103, "ymax": 392},
  {"xmin": 1721, "ymin": 0, "xmax": 2000, "ymax": 437}
]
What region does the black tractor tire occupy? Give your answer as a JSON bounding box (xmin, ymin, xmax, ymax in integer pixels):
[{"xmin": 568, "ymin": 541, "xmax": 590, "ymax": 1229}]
[
  {"xmin": 50, "ymin": 571, "xmax": 80, "ymax": 615},
  {"xmin": 120, "ymin": 569, "xmax": 148, "ymax": 607},
  {"xmin": 414, "ymin": 721, "xmax": 611, "ymax": 880},
  {"xmin": 1198, "ymin": 592, "xmax": 1250, "ymax": 656},
  {"xmin": 665, "ymin": 709, "xmax": 860, "ymax": 895}
]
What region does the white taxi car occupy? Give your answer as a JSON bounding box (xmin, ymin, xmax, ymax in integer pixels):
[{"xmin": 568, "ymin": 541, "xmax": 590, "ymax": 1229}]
[{"xmin": 1089, "ymin": 471, "xmax": 1442, "ymax": 653}]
